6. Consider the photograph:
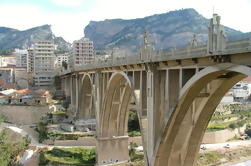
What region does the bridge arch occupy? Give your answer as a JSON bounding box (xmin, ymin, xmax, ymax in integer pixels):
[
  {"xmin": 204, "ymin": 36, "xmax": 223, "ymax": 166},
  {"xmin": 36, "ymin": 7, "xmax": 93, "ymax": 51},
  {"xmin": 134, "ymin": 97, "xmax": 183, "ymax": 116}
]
[
  {"xmin": 100, "ymin": 71, "xmax": 136, "ymax": 137},
  {"xmin": 153, "ymin": 64, "xmax": 250, "ymax": 166},
  {"xmin": 77, "ymin": 74, "xmax": 94, "ymax": 120},
  {"xmin": 97, "ymin": 71, "xmax": 140, "ymax": 165}
]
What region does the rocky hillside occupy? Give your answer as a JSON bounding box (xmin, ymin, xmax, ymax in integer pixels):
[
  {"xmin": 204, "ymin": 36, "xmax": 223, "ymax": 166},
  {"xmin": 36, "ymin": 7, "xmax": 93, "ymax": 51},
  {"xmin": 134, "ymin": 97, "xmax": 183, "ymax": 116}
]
[
  {"xmin": 84, "ymin": 8, "xmax": 249, "ymax": 50},
  {"xmin": 0, "ymin": 25, "xmax": 70, "ymax": 51}
]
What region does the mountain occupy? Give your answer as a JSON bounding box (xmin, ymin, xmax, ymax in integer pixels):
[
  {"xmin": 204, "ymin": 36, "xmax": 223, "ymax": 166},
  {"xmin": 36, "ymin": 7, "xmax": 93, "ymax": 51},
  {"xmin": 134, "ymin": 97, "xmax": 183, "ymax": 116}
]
[
  {"xmin": 0, "ymin": 25, "xmax": 70, "ymax": 51},
  {"xmin": 84, "ymin": 8, "xmax": 249, "ymax": 51}
]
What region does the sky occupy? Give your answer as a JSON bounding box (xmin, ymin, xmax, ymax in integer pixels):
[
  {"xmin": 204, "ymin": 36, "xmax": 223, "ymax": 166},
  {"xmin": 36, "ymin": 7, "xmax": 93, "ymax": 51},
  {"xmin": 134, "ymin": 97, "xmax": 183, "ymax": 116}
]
[{"xmin": 0, "ymin": 0, "xmax": 251, "ymax": 43}]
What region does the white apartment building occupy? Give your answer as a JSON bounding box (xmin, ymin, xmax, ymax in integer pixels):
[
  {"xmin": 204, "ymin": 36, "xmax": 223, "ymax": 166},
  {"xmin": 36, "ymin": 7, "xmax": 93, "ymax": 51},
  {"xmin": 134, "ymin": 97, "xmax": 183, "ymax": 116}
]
[
  {"xmin": 56, "ymin": 53, "xmax": 69, "ymax": 68},
  {"xmin": 32, "ymin": 40, "xmax": 56, "ymax": 88},
  {"xmin": 0, "ymin": 56, "xmax": 16, "ymax": 67},
  {"xmin": 71, "ymin": 38, "xmax": 94, "ymax": 67},
  {"xmin": 14, "ymin": 49, "xmax": 28, "ymax": 68}
]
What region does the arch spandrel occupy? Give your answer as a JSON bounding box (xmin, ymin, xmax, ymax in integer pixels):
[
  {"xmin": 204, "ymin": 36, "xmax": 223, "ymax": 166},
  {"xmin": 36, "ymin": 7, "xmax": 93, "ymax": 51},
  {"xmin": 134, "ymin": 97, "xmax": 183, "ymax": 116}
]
[
  {"xmin": 99, "ymin": 71, "xmax": 135, "ymax": 137},
  {"xmin": 76, "ymin": 74, "xmax": 93, "ymax": 120},
  {"xmin": 153, "ymin": 64, "xmax": 251, "ymax": 166}
]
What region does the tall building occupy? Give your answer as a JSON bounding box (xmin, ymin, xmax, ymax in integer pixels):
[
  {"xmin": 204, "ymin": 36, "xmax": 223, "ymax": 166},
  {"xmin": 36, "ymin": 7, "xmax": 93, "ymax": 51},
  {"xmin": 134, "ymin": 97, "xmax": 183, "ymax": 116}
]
[
  {"xmin": 31, "ymin": 40, "xmax": 56, "ymax": 88},
  {"xmin": 14, "ymin": 49, "xmax": 28, "ymax": 68},
  {"xmin": 27, "ymin": 48, "xmax": 34, "ymax": 72},
  {"xmin": 56, "ymin": 53, "xmax": 69, "ymax": 68},
  {"xmin": 70, "ymin": 38, "xmax": 94, "ymax": 67}
]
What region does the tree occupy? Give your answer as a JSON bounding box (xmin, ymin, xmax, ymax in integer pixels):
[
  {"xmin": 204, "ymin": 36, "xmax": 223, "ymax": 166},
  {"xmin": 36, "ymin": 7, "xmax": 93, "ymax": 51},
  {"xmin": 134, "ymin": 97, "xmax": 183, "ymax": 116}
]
[
  {"xmin": 128, "ymin": 110, "xmax": 140, "ymax": 132},
  {"xmin": 0, "ymin": 129, "xmax": 29, "ymax": 166},
  {"xmin": 36, "ymin": 122, "xmax": 49, "ymax": 143},
  {"xmin": 245, "ymin": 128, "xmax": 251, "ymax": 137},
  {"xmin": 62, "ymin": 61, "xmax": 68, "ymax": 70},
  {"xmin": 229, "ymin": 123, "xmax": 237, "ymax": 129}
]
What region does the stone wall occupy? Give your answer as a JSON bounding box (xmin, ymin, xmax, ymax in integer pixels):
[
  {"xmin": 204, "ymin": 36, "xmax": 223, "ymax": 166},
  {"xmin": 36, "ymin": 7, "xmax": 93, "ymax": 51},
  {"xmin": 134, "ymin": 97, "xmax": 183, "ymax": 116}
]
[
  {"xmin": 0, "ymin": 105, "xmax": 51, "ymax": 124},
  {"xmin": 52, "ymin": 136, "xmax": 142, "ymax": 147},
  {"xmin": 53, "ymin": 137, "xmax": 96, "ymax": 146},
  {"xmin": 202, "ymin": 125, "xmax": 246, "ymax": 144}
]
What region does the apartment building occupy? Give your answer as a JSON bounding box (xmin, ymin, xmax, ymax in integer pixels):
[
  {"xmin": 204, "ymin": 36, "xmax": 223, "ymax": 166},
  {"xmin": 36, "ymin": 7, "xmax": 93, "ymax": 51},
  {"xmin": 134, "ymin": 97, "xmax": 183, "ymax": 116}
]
[
  {"xmin": 0, "ymin": 56, "xmax": 16, "ymax": 67},
  {"xmin": 27, "ymin": 48, "xmax": 34, "ymax": 73},
  {"xmin": 56, "ymin": 53, "xmax": 69, "ymax": 68},
  {"xmin": 14, "ymin": 49, "xmax": 28, "ymax": 68},
  {"xmin": 31, "ymin": 40, "xmax": 56, "ymax": 88},
  {"xmin": 70, "ymin": 38, "xmax": 94, "ymax": 67}
]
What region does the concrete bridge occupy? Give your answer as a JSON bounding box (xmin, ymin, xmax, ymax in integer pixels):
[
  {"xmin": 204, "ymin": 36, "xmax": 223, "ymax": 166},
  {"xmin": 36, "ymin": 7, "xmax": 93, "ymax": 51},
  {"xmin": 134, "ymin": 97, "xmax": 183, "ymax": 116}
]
[{"xmin": 59, "ymin": 14, "xmax": 251, "ymax": 166}]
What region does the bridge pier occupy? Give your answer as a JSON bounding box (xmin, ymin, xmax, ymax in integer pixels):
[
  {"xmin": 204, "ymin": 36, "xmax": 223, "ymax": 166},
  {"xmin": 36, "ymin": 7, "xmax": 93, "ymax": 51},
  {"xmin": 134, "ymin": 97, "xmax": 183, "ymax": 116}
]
[
  {"xmin": 58, "ymin": 14, "xmax": 251, "ymax": 166},
  {"xmin": 96, "ymin": 136, "xmax": 129, "ymax": 165}
]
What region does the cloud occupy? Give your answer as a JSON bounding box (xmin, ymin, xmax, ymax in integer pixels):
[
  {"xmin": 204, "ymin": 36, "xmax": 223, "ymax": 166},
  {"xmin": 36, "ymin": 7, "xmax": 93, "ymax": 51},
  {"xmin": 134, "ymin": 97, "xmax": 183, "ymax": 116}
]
[
  {"xmin": 0, "ymin": 4, "xmax": 86, "ymax": 42},
  {"xmin": 0, "ymin": 0, "xmax": 251, "ymax": 43},
  {"xmin": 50, "ymin": 0, "xmax": 84, "ymax": 7}
]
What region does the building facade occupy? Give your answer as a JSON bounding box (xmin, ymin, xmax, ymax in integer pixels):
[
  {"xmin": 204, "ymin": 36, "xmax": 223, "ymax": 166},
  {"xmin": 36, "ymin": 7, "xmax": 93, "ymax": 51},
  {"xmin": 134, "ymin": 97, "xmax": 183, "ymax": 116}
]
[
  {"xmin": 0, "ymin": 56, "xmax": 16, "ymax": 67},
  {"xmin": 70, "ymin": 38, "xmax": 94, "ymax": 67},
  {"xmin": 56, "ymin": 53, "xmax": 69, "ymax": 68},
  {"xmin": 27, "ymin": 48, "xmax": 34, "ymax": 73},
  {"xmin": 14, "ymin": 49, "xmax": 28, "ymax": 68},
  {"xmin": 31, "ymin": 40, "xmax": 56, "ymax": 88}
]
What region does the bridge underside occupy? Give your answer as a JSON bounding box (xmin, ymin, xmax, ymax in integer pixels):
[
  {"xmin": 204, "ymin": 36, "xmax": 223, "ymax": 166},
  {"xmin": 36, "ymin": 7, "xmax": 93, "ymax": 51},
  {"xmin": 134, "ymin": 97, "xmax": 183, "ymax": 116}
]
[{"xmin": 60, "ymin": 19, "xmax": 251, "ymax": 165}]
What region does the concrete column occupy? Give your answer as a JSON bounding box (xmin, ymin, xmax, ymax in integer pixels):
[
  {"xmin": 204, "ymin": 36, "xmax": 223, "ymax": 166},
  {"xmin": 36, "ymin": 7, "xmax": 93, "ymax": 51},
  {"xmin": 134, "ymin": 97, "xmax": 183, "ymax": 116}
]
[
  {"xmin": 75, "ymin": 75, "xmax": 79, "ymax": 116},
  {"xmin": 141, "ymin": 71, "xmax": 147, "ymax": 117},
  {"xmin": 147, "ymin": 70, "xmax": 154, "ymax": 162},
  {"xmin": 69, "ymin": 76, "xmax": 73, "ymax": 104},
  {"xmin": 94, "ymin": 72, "xmax": 103, "ymax": 137},
  {"xmin": 147, "ymin": 69, "xmax": 166, "ymax": 165},
  {"xmin": 168, "ymin": 69, "xmax": 180, "ymax": 109},
  {"xmin": 165, "ymin": 69, "xmax": 170, "ymax": 120}
]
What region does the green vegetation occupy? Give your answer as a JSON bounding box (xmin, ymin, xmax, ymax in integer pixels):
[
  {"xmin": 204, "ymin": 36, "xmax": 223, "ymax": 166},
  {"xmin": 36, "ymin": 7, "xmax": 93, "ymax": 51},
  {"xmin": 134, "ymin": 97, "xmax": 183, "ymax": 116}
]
[
  {"xmin": 51, "ymin": 110, "xmax": 66, "ymax": 115},
  {"xmin": 207, "ymin": 120, "xmax": 236, "ymax": 132},
  {"xmin": 39, "ymin": 147, "xmax": 95, "ymax": 165},
  {"xmin": 245, "ymin": 128, "xmax": 251, "ymax": 137},
  {"xmin": 196, "ymin": 151, "xmax": 222, "ymax": 166},
  {"xmin": 128, "ymin": 110, "xmax": 141, "ymax": 136},
  {"xmin": 62, "ymin": 61, "xmax": 68, "ymax": 70},
  {"xmin": 0, "ymin": 114, "xmax": 5, "ymax": 123},
  {"xmin": 0, "ymin": 49, "xmax": 12, "ymax": 55},
  {"xmin": 197, "ymin": 147, "xmax": 251, "ymax": 166},
  {"xmin": 128, "ymin": 131, "xmax": 141, "ymax": 137},
  {"xmin": 211, "ymin": 113, "xmax": 237, "ymax": 121},
  {"xmin": 48, "ymin": 132, "xmax": 94, "ymax": 140},
  {"xmin": 0, "ymin": 129, "xmax": 29, "ymax": 166},
  {"xmin": 207, "ymin": 107, "xmax": 251, "ymax": 132},
  {"xmin": 35, "ymin": 121, "xmax": 49, "ymax": 143},
  {"xmin": 229, "ymin": 120, "xmax": 246, "ymax": 129},
  {"xmin": 129, "ymin": 143, "xmax": 144, "ymax": 162}
]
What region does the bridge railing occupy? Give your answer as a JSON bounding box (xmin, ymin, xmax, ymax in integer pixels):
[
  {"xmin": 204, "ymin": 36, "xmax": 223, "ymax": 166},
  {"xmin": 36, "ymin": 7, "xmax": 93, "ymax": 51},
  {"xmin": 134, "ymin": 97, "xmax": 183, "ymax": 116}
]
[
  {"xmin": 59, "ymin": 37, "xmax": 251, "ymax": 76},
  {"xmin": 225, "ymin": 38, "xmax": 251, "ymax": 53},
  {"xmin": 155, "ymin": 45, "xmax": 207, "ymax": 61}
]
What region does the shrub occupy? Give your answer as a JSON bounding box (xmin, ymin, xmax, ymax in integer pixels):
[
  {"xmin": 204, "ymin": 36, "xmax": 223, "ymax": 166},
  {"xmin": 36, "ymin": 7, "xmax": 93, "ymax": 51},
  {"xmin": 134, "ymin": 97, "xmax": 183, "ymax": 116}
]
[
  {"xmin": 229, "ymin": 123, "xmax": 237, "ymax": 129},
  {"xmin": 245, "ymin": 128, "xmax": 251, "ymax": 137},
  {"xmin": 236, "ymin": 120, "xmax": 246, "ymax": 127},
  {"xmin": 39, "ymin": 147, "xmax": 95, "ymax": 165},
  {"xmin": 36, "ymin": 122, "xmax": 49, "ymax": 143},
  {"xmin": 128, "ymin": 131, "xmax": 141, "ymax": 137},
  {"xmin": 0, "ymin": 129, "xmax": 28, "ymax": 166},
  {"xmin": 128, "ymin": 110, "xmax": 140, "ymax": 132}
]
